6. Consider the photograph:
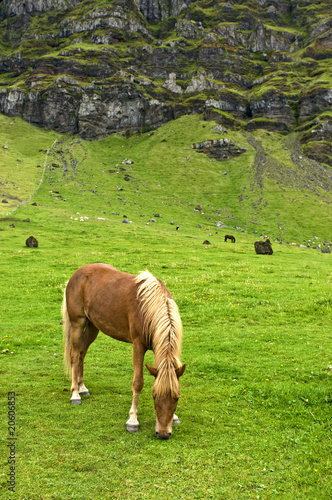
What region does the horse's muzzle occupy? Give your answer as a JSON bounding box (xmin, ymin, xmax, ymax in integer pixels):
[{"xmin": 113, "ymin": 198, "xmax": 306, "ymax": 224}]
[{"xmin": 156, "ymin": 432, "xmax": 172, "ymax": 440}]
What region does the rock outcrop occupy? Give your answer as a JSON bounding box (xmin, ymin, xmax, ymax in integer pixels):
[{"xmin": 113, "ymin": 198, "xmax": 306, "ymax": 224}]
[
  {"xmin": 3, "ymin": 0, "xmax": 83, "ymax": 16},
  {"xmin": 192, "ymin": 139, "xmax": 246, "ymax": 161},
  {"xmin": 134, "ymin": 0, "xmax": 191, "ymax": 22},
  {"xmin": 0, "ymin": 0, "xmax": 331, "ymax": 160},
  {"xmin": 254, "ymin": 240, "xmax": 273, "ymax": 255}
]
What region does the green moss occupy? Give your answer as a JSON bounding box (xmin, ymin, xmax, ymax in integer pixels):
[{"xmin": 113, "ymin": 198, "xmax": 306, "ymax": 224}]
[
  {"xmin": 263, "ymin": 24, "xmax": 299, "ymax": 36},
  {"xmin": 302, "ymin": 141, "xmax": 332, "ymax": 167},
  {"xmin": 188, "ymin": 3, "xmax": 222, "ymax": 27},
  {"xmin": 156, "ymin": 16, "xmax": 178, "ymax": 38},
  {"xmin": 204, "ymin": 108, "xmax": 246, "ymax": 130},
  {"xmin": 249, "ymin": 117, "xmax": 284, "ymax": 124}
]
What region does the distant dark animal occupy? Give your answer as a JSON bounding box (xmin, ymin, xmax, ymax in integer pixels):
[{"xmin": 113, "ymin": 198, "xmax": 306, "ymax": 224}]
[
  {"xmin": 224, "ymin": 235, "xmax": 235, "ymax": 243},
  {"xmin": 62, "ymin": 264, "xmax": 185, "ymax": 439},
  {"xmin": 176, "ymin": 226, "xmax": 179, "ymax": 231}
]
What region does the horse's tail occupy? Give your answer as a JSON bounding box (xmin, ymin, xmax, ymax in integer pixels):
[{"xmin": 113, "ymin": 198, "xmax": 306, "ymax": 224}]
[{"xmin": 62, "ymin": 286, "xmax": 71, "ymax": 378}]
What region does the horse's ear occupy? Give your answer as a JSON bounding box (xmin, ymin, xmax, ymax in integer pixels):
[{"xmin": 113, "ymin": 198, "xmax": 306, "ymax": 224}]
[
  {"xmin": 145, "ymin": 363, "xmax": 158, "ymax": 377},
  {"xmin": 175, "ymin": 364, "xmax": 186, "ymax": 378}
]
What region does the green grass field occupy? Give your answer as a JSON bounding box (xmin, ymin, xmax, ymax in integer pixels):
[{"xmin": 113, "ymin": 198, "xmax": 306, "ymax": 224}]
[{"xmin": 1, "ymin": 114, "xmax": 332, "ymax": 499}]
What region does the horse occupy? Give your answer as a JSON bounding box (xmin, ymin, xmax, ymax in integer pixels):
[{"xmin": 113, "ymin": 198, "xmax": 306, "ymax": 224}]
[
  {"xmin": 224, "ymin": 234, "xmax": 236, "ymax": 243},
  {"xmin": 62, "ymin": 263, "xmax": 185, "ymax": 439}
]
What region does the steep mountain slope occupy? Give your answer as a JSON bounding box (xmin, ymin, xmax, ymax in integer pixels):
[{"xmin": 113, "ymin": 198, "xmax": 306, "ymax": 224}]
[
  {"xmin": 0, "ymin": 0, "xmax": 332, "ymax": 166},
  {"xmin": 1, "ymin": 113, "xmax": 331, "ymax": 247}
]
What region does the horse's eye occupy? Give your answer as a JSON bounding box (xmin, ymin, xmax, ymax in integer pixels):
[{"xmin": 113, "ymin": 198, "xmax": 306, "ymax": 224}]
[
  {"xmin": 174, "ymin": 397, "xmax": 179, "ymax": 402},
  {"xmin": 153, "ymin": 395, "xmax": 156, "ymax": 400}
]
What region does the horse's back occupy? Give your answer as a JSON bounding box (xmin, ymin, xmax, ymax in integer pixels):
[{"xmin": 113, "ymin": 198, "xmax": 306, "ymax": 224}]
[
  {"xmin": 67, "ymin": 263, "xmax": 136, "ymax": 290},
  {"xmin": 66, "ymin": 264, "xmax": 140, "ymax": 342}
]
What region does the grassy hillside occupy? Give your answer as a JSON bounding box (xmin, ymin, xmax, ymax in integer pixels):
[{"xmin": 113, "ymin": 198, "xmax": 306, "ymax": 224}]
[
  {"xmin": 0, "ymin": 115, "xmax": 58, "ymax": 213},
  {"xmin": 1, "ymin": 114, "xmax": 332, "ymax": 498},
  {"xmin": 1, "ymin": 113, "xmax": 331, "ymax": 245}
]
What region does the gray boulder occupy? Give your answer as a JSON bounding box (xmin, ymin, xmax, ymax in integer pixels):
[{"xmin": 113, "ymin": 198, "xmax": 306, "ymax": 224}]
[
  {"xmin": 254, "ymin": 240, "xmax": 273, "ymax": 255},
  {"xmin": 26, "ymin": 236, "xmax": 38, "ymax": 248}
]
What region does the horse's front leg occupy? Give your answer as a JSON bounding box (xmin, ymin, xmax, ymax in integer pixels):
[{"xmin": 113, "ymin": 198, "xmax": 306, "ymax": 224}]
[
  {"xmin": 126, "ymin": 340, "xmax": 146, "ymax": 433},
  {"xmin": 173, "ymin": 414, "xmax": 181, "ymax": 425}
]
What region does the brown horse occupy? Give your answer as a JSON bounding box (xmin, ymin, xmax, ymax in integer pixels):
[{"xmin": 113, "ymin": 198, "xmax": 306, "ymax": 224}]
[
  {"xmin": 224, "ymin": 234, "xmax": 236, "ymax": 243},
  {"xmin": 62, "ymin": 263, "xmax": 185, "ymax": 439}
]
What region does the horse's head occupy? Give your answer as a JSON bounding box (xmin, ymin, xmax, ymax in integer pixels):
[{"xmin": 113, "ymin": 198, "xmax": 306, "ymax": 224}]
[{"xmin": 146, "ymin": 363, "xmax": 186, "ymax": 439}]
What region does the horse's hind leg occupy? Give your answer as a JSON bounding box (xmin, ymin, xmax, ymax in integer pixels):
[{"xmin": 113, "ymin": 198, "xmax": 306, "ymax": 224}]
[
  {"xmin": 70, "ymin": 319, "xmax": 98, "ymax": 404},
  {"xmin": 78, "ymin": 321, "xmax": 99, "ymax": 397}
]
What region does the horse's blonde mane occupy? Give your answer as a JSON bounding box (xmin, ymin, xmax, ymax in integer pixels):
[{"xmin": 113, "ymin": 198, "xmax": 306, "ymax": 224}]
[{"xmin": 135, "ymin": 271, "xmax": 183, "ymax": 398}]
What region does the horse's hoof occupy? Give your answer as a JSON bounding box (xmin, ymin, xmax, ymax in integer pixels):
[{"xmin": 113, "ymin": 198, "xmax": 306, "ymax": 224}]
[
  {"xmin": 79, "ymin": 391, "xmax": 90, "ymax": 396},
  {"xmin": 173, "ymin": 418, "xmax": 181, "ymax": 425},
  {"xmin": 126, "ymin": 424, "xmax": 139, "ymax": 433},
  {"xmin": 70, "ymin": 399, "xmax": 81, "ymax": 405}
]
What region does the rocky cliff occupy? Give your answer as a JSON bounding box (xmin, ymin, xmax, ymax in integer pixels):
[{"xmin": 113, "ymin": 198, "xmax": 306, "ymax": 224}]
[{"xmin": 0, "ymin": 0, "xmax": 332, "ymax": 164}]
